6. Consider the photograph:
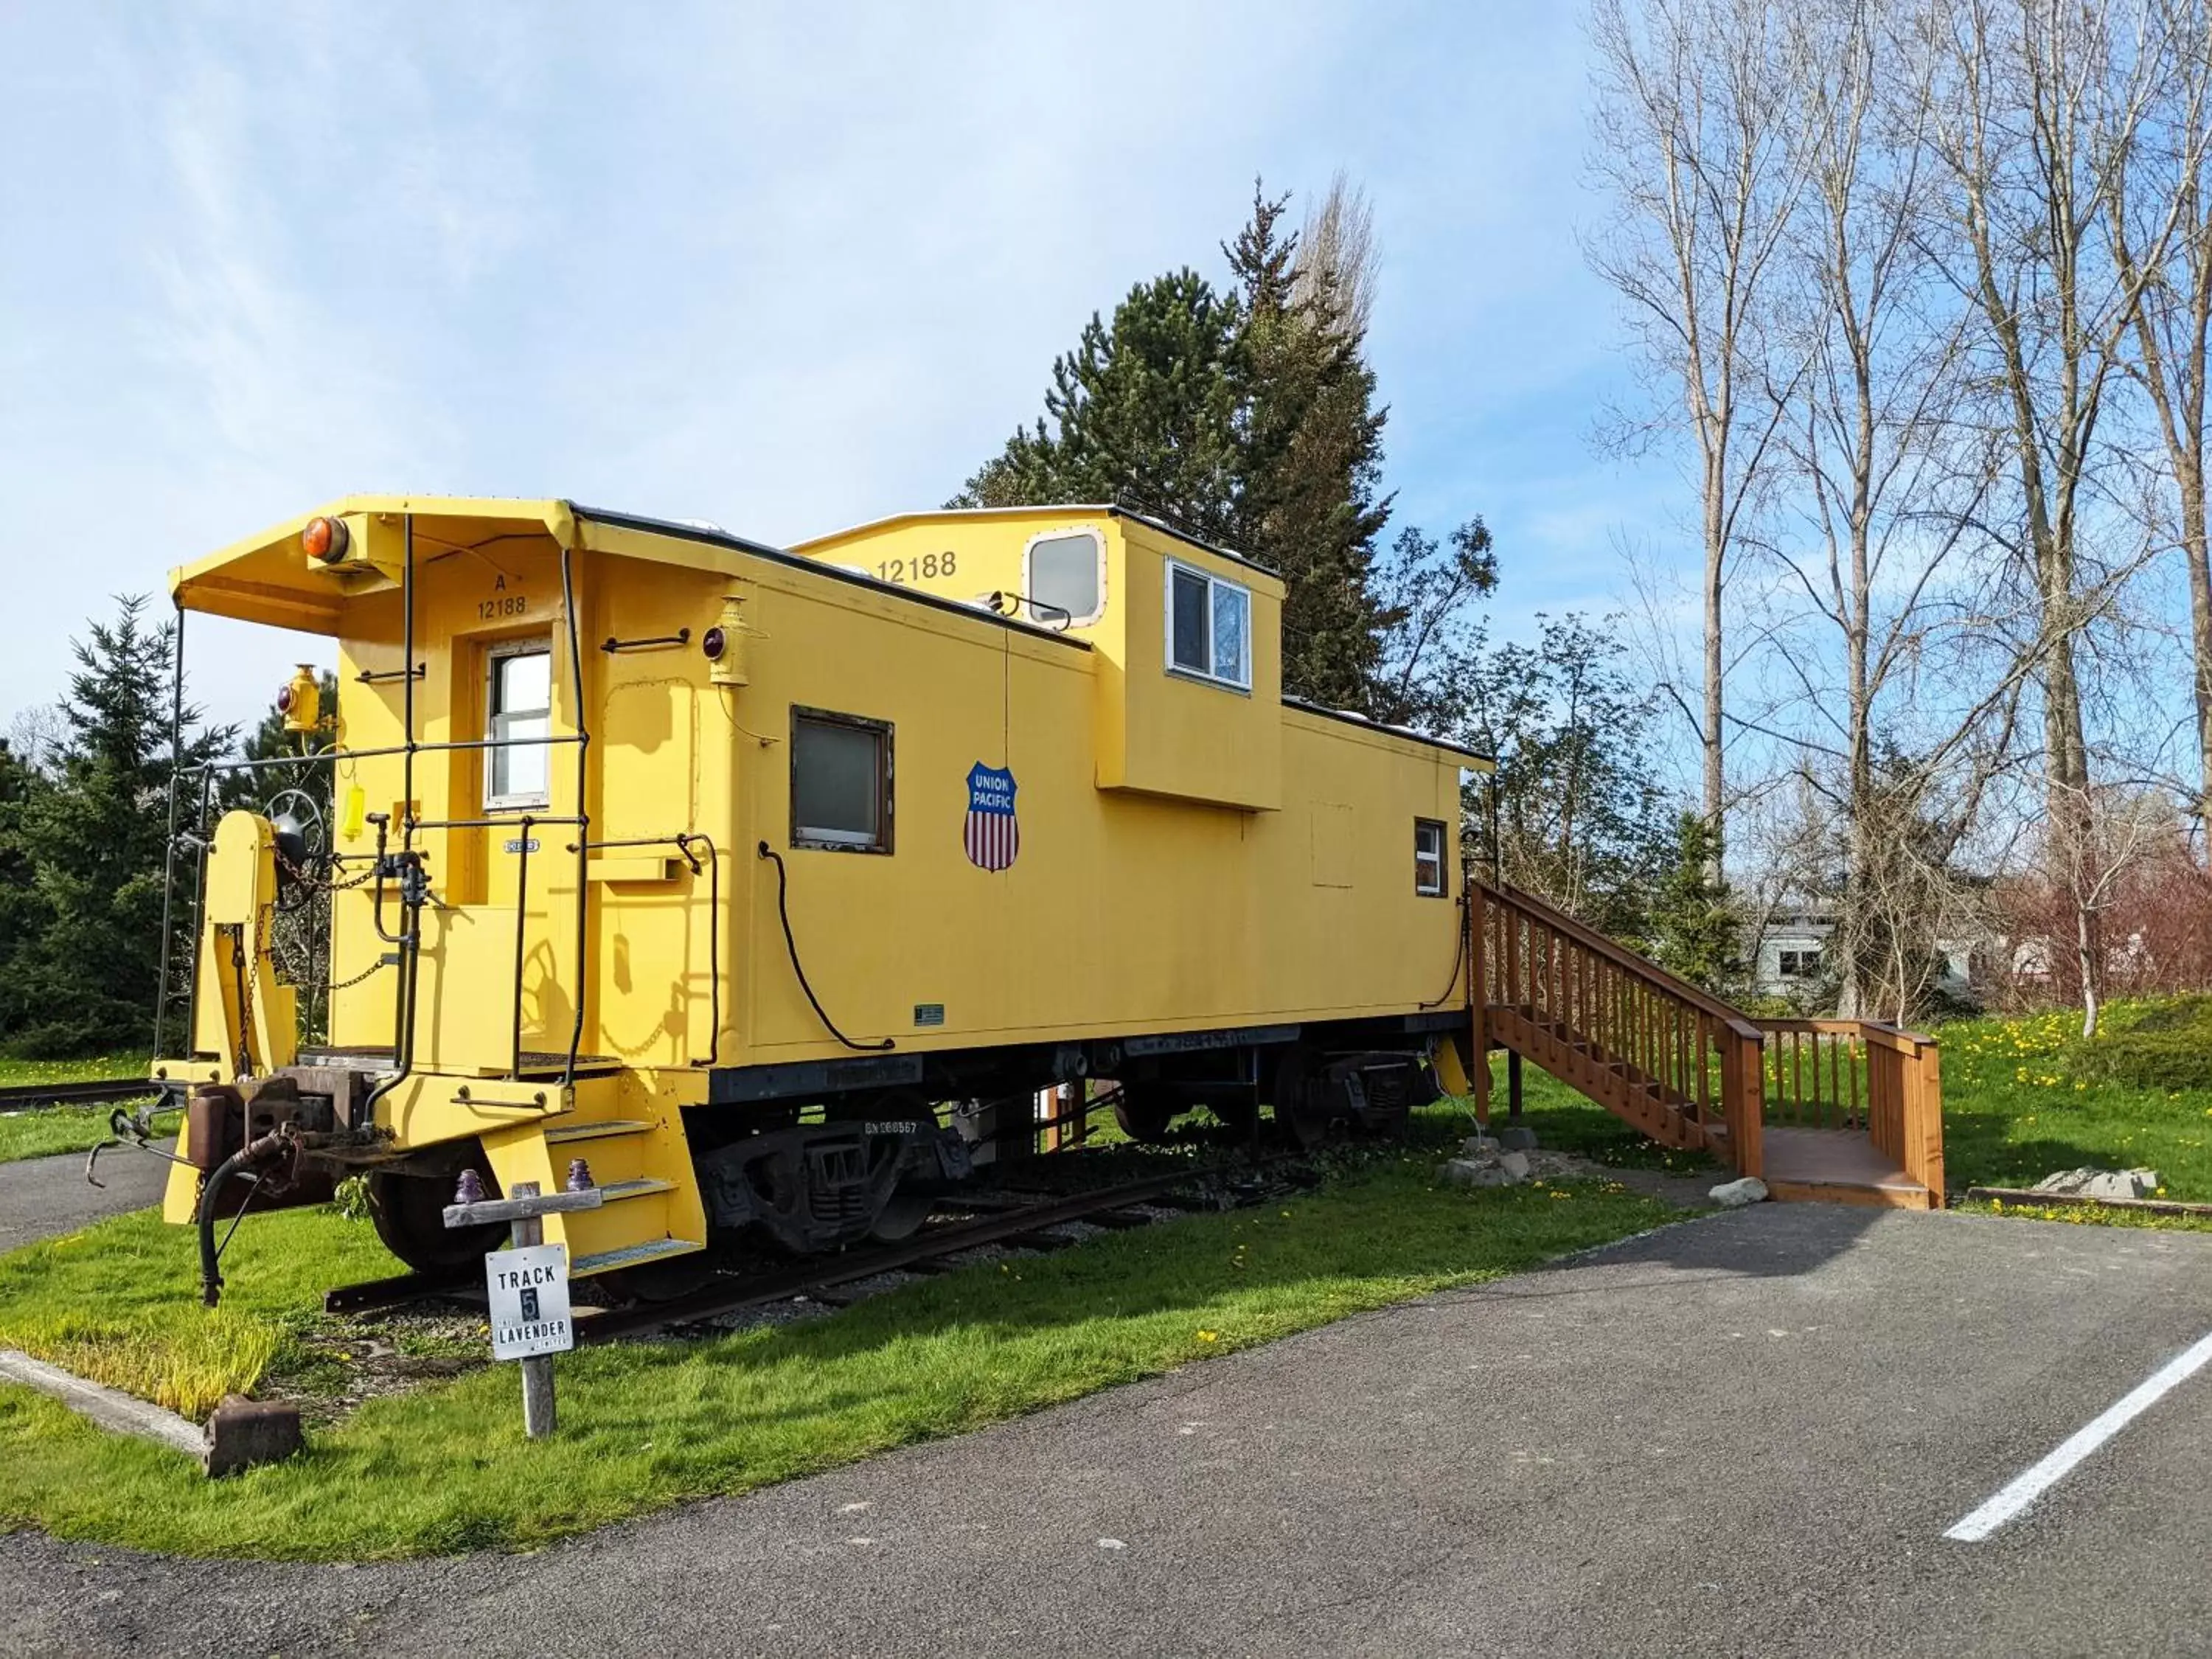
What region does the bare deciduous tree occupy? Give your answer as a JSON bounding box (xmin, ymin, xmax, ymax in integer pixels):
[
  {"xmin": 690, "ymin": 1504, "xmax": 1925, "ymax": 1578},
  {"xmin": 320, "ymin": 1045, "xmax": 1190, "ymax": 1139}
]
[
  {"xmin": 1754, "ymin": 0, "xmax": 2029, "ymax": 1015},
  {"xmin": 2109, "ymin": 0, "xmax": 2212, "ymax": 831},
  {"xmin": 1916, "ymin": 0, "xmax": 2191, "ymax": 1029},
  {"xmin": 1586, "ymin": 0, "xmax": 1815, "ymax": 856},
  {"xmin": 1293, "ymin": 170, "xmax": 1380, "ymax": 341}
]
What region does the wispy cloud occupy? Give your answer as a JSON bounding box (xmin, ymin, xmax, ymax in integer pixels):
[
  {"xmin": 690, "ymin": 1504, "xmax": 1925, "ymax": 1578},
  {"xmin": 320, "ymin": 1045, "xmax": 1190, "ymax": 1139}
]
[{"xmin": 0, "ymin": 1, "xmax": 1674, "ymax": 734}]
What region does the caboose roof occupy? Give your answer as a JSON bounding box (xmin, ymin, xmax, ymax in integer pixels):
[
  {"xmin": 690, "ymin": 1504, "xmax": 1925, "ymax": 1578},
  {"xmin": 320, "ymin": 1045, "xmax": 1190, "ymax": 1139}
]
[
  {"xmin": 792, "ymin": 504, "xmax": 1286, "ymax": 590},
  {"xmin": 167, "ymin": 495, "xmax": 1085, "ymax": 648}
]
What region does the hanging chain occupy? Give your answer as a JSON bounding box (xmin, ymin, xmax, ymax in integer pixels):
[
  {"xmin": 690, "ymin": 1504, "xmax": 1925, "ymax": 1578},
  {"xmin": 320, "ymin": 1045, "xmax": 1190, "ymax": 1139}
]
[
  {"xmin": 235, "ymin": 902, "xmax": 266, "ymax": 1075},
  {"xmin": 324, "ymin": 955, "xmax": 392, "ymax": 993},
  {"xmin": 273, "ymin": 840, "xmax": 380, "ymax": 892}
]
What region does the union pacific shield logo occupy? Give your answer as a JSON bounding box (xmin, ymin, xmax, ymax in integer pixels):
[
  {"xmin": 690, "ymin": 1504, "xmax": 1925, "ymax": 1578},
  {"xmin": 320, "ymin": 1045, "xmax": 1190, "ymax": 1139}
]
[{"xmin": 964, "ymin": 762, "xmax": 1019, "ymax": 872}]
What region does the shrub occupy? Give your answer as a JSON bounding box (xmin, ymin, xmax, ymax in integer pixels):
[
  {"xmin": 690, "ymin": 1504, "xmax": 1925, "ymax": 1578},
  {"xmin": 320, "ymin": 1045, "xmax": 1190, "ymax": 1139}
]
[{"xmin": 2071, "ymin": 1003, "xmax": 2212, "ymax": 1092}]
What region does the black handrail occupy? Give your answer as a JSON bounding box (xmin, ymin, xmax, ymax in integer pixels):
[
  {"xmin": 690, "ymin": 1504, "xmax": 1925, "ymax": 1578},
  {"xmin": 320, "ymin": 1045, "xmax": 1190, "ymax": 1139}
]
[
  {"xmin": 511, "ymin": 815, "xmax": 535, "ymax": 1081},
  {"xmin": 600, "ymin": 628, "xmax": 690, "ymax": 653},
  {"xmin": 558, "ymin": 535, "xmax": 591, "ymax": 1088},
  {"xmin": 171, "ymin": 734, "xmax": 583, "ymax": 780}
]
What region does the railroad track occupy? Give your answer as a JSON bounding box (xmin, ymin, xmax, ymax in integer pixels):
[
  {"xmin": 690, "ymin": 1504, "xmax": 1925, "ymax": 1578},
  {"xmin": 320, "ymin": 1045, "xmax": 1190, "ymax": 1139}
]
[
  {"xmin": 0, "ymin": 1077, "xmax": 161, "ymax": 1112},
  {"xmin": 321, "ymin": 1153, "xmax": 1298, "ymax": 1338},
  {"xmin": 582, "ymin": 1158, "xmax": 1292, "ymax": 1342}
]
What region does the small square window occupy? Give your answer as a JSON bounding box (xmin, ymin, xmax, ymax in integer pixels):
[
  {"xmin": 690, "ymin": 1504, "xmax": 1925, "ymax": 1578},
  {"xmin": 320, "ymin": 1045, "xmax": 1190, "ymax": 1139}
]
[
  {"xmin": 484, "ymin": 641, "xmax": 552, "ymax": 811},
  {"xmin": 1778, "ymin": 949, "xmax": 1823, "ymax": 980},
  {"xmin": 1415, "ymin": 819, "xmax": 1447, "ymax": 897},
  {"xmin": 1164, "ymin": 560, "xmax": 1251, "ymax": 689},
  {"xmin": 1025, "ymin": 530, "xmax": 1104, "ymax": 626},
  {"xmin": 792, "ymin": 707, "xmax": 892, "ymax": 852},
  {"xmin": 1170, "ymin": 566, "xmax": 1210, "ymax": 672}
]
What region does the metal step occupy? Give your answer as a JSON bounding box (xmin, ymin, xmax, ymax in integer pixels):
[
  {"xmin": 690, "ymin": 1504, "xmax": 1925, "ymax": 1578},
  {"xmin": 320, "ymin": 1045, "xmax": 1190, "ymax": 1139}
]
[
  {"xmin": 596, "ymin": 1177, "xmax": 675, "ymax": 1203},
  {"xmin": 544, "ymin": 1118, "xmax": 655, "ymax": 1144},
  {"xmin": 571, "ymin": 1237, "xmax": 704, "ymax": 1276}
]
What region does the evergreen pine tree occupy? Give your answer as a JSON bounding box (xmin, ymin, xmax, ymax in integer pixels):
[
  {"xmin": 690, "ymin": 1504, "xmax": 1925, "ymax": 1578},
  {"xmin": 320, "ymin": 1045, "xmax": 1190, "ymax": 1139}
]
[
  {"xmin": 1225, "ymin": 183, "xmax": 1394, "ymax": 712},
  {"xmin": 0, "ymin": 739, "xmax": 47, "ymax": 1029},
  {"xmin": 953, "ymin": 268, "xmax": 1244, "ymax": 543},
  {"xmin": 0, "ymin": 597, "xmax": 232, "ymax": 1054},
  {"xmin": 956, "ymin": 183, "xmax": 1398, "ymax": 713},
  {"xmin": 1644, "ymin": 811, "xmax": 1745, "ymax": 995}
]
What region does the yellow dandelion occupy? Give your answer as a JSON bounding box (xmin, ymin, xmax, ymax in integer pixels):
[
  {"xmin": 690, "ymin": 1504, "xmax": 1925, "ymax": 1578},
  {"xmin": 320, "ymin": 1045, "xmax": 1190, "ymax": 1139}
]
[{"xmin": 1197, "ymin": 1329, "xmax": 1220, "ymax": 1343}]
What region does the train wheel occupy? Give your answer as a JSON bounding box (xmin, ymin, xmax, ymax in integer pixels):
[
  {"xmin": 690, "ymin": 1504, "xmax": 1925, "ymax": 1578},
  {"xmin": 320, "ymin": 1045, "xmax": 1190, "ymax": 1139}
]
[
  {"xmin": 1209, "ymin": 1097, "xmax": 1259, "ymax": 1138},
  {"xmin": 1272, "ymin": 1048, "xmax": 1336, "ymax": 1151},
  {"xmin": 871, "ymin": 1192, "xmax": 935, "ymax": 1242},
  {"xmin": 1112, "ymin": 1083, "xmax": 1178, "ymax": 1144},
  {"xmin": 367, "ymin": 1161, "xmax": 503, "ymax": 1272},
  {"xmin": 853, "ymin": 1091, "xmax": 942, "ymax": 1242},
  {"xmin": 602, "ymin": 1253, "xmax": 722, "ymax": 1304}
]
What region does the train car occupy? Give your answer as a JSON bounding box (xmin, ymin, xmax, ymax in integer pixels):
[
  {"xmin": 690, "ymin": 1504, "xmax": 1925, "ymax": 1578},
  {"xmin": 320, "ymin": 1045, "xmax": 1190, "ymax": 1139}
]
[{"xmin": 149, "ymin": 496, "xmax": 1489, "ymax": 1301}]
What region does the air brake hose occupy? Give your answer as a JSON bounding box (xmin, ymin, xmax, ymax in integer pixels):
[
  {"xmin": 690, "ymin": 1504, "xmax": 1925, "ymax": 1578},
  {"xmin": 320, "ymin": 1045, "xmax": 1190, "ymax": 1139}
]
[
  {"xmin": 196, "ymin": 1131, "xmax": 285, "ymax": 1308},
  {"xmin": 756, "ymin": 841, "xmax": 895, "ymax": 1052}
]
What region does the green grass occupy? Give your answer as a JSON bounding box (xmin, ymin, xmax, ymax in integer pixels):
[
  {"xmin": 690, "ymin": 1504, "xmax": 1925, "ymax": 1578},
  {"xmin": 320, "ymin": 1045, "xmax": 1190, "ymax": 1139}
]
[
  {"xmin": 0, "ymin": 1102, "xmax": 175, "ymax": 1165},
  {"xmin": 0, "ymin": 1198, "xmax": 403, "ymax": 1417},
  {"xmin": 0, "ymin": 1054, "xmax": 163, "ymax": 1164},
  {"xmin": 1492, "ymin": 996, "xmax": 2212, "ymax": 1215},
  {"xmin": 1953, "ymin": 1195, "xmax": 2212, "ymax": 1234},
  {"xmin": 1930, "ymin": 1003, "xmax": 2212, "ymax": 1201},
  {"xmin": 1481, "ymin": 1059, "xmax": 1718, "ymax": 1176},
  {"xmin": 0, "ymin": 1139, "xmax": 1676, "ymax": 1559},
  {"xmin": 0, "ymin": 1054, "xmax": 149, "ymax": 1086}
]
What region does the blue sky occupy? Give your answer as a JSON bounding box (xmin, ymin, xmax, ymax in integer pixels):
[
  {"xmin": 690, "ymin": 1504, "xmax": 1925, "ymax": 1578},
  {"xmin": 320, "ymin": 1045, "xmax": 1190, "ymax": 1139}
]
[{"xmin": 0, "ymin": 1, "xmax": 1679, "ymax": 735}]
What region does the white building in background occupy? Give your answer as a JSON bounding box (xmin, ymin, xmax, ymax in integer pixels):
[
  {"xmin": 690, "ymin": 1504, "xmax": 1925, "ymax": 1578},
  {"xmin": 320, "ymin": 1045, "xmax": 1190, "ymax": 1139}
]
[{"xmin": 1748, "ymin": 904, "xmax": 1983, "ymax": 1004}]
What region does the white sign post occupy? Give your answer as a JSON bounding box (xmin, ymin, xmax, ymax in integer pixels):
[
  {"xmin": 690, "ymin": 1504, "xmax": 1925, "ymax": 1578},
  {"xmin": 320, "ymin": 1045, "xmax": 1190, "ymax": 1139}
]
[{"xmin": 444, "ymin": 1175, "xmax": 604, "ymax": 1439}]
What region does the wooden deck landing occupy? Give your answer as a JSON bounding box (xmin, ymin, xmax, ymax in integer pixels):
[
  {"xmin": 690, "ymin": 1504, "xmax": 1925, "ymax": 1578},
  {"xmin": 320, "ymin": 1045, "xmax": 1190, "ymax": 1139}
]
[{"xmin": 1761, "ymin": 1126, "xmax": 1935, "ymax": 1210}]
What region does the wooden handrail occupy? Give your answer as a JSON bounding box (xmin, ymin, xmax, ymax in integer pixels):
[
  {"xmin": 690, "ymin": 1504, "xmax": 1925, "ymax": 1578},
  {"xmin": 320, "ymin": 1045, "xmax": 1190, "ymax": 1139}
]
[
  {"xmin": 1755, "ymin": 1017, "xmax": 1946, "ymax": 1203},
  {"xmin": 1474, "ymin": 877, "xmax": 1767, "ymax": 1178},
  {"xmin": 1473, "ymin": 880, "xmax": 1764, "ymax": 1042},
  {"xmin": 1470, "ymin": 881, "xmax": 1942, "ymax": 1198},
  {"xmin": 1754, "ymin": 1017, "xmax": 1935, "ymax": 1058}
]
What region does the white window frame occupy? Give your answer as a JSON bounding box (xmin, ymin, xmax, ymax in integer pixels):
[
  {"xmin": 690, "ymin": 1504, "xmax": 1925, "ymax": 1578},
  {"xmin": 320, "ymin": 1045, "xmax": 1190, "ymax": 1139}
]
[
  {"xmin": 1020, "ymin": 526, "xmax": 1107, "ymax": 627},
  {"xmin": 1414, "ymin": 818, "xmax": 1447, "ymax": 897},
  {"xmin": 483, "ymin": 636, "xmax": 554, "ymax": 813},
  {"xmin": 1163, "ymin": 558, "xmax": 1252, "ymax": 691}
]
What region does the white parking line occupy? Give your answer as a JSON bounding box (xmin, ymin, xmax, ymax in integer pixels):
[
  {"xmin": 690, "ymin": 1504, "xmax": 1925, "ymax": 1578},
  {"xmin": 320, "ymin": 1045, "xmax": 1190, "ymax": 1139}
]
[{"xmin": 1946, "ymin": 1327, "xmax": 2212, "ymax": 1543}]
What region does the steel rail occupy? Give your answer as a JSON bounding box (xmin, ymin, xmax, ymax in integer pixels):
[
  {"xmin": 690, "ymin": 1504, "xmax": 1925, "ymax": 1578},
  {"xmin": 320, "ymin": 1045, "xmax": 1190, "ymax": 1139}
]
[
  {"xmin": 576, "ymin": 1155, "xmax": 1287, "ymax": 1343},
  {"xmin": 0, "ymin": 1079, "xmax": 163, "ymax": 1112},
  {"xmin": 315, "ymin": 1153, "xmax": 1287, "ymax": 1337}
]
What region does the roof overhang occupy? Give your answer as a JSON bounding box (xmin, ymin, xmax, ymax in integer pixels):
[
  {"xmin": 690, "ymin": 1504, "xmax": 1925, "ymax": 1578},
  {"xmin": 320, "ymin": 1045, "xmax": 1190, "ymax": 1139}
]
[{"xmin": 170, "ymin": 496, "xmax": 578, "ymax": 636}]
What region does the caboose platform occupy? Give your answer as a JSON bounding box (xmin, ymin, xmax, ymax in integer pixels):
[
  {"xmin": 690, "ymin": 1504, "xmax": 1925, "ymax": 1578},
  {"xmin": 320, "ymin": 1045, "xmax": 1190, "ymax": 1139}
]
[{"xmin": 1759, "ymin": 1124, "xmax": 1937, "ymax": 1208}]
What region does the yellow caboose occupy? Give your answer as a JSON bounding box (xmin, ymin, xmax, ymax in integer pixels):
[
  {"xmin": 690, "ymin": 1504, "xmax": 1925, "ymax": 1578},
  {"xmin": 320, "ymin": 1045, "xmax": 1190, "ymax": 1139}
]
[{"xmin": 152, "ymin": 497, "xmax": 1488, "ymax": 1298}]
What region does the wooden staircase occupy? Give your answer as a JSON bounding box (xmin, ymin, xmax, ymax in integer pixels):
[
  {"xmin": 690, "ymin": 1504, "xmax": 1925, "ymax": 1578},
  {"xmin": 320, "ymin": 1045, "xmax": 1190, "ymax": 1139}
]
[{"xmin": 1466, "ymin": 881, "xmax": 1945, "ymax": 1210}]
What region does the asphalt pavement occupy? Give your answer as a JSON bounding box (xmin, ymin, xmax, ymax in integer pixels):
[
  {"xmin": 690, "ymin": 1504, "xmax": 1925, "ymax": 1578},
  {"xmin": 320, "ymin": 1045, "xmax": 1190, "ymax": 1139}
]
[
  {"xmin": 0, "ymin": 1143, "xmax": 171, "ymax": 1253},
  {"xmin": 5, "ymin": 1203, "xmax": 2212, "ymax": 1657}
]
